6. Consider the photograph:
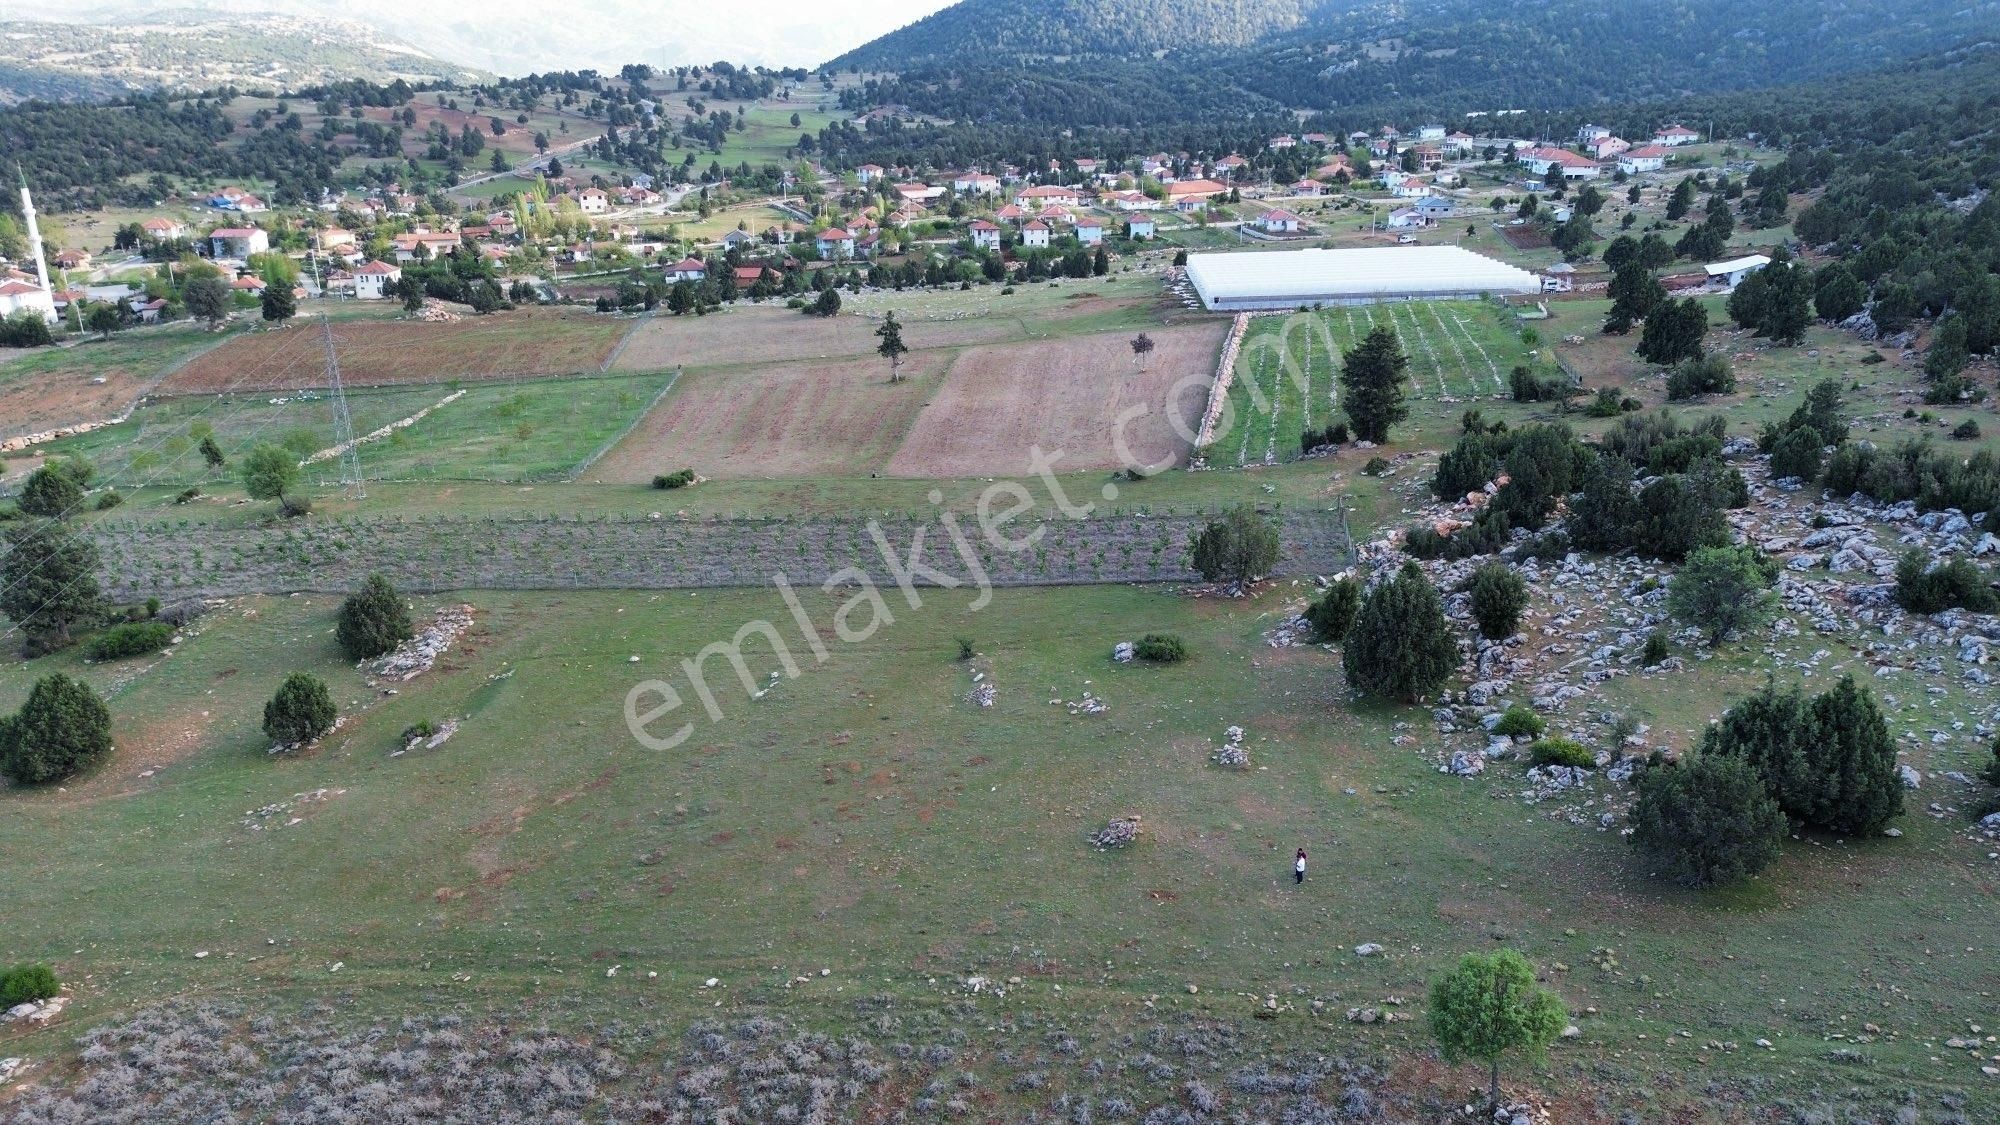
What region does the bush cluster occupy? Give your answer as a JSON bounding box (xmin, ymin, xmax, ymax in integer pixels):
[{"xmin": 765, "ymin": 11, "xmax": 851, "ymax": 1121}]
[
  {"xmin": 1133, "ymin": 633, "xmax": 1188, "ymax": 663},
  {"xmin": 0, "ymin": 962, "xmax": 59, "ymax": 1007},
  {"xmin": 1491, "ymin": 706, "xmax": 1545, "ymax": 738},
  {"xmin": 652, "ymin": 469, "xmax": 697, "ymax": 489},
  {"xmin": 1893, "ymin": 551, "xmax": 1997, "ymax": 614},
  {"xmin": 1530, "ymin": 737, "xmax": 1595, "ymax": 768},
  {"xmin": 84, "ymin": 621, "xmax": 173, "ymax": 661}
]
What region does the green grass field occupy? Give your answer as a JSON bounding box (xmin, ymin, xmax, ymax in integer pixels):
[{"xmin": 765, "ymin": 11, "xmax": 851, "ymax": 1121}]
[
  {"xmin": 35, "ymin": 372, "xmax": 676, "ymax": 487},
  {"xmin": 1, "ymin": 583, "xmax": 1994, "ymax": 1118},
  {"xmin": 1219, "ymin": 301, "xmax": 1529, "ymax": 467}
]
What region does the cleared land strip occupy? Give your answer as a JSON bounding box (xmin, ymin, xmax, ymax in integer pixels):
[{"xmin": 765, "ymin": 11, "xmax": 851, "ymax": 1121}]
[{"xmin": 93, "ymin": 510, "xmax": 1353, "ymax": 601}]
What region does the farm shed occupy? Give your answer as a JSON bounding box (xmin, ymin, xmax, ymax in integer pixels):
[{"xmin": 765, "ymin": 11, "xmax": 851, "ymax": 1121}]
[{"xmin": 1184, "ymin": 246, "xmax": 1541, "ymax": 311}]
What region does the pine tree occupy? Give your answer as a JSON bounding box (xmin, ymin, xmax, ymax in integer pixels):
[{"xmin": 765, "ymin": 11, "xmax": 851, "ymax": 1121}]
[
  {"xmin": 0, "ymin": 673, "xmax": 114, "ymax": 785},
  {"xmin": 260, "ymin": 283, "xmax": 297, "ymax": 324},
  {"xmin": 1667, "ymin": 544, "xmax": 1777, "ymax": 642},
  {"xmin": 1636, "ymin": 298, "xmax": 1707, "ymax": 365},
  {"xmin": 337, "ymin": 574, "xmax": 415, "ymax": 661},
  {"xmin": 1303, "ymin": 577, "xmax": 1360, "ymax": 642},
  {"xmin": 1799, "ymin": 675, "xmax": 1903, "ymax": 835},
  {"xmin": 1812, "ymin": 262, "xmax": 1865, "ymax": 323},
  {"xmin": 17, "ymin": 466, "xmax": 83, "ymax": 520},
  {"xmin": 875, "ymin": 310, "xmax": 909, "ymax": 382},
  {"xmin": 264, "ymin": 673, "xmax": 337, "ymax": 748},
  {"xmin": 1345, "ymin": 562, "xmax": 1458, "ymax": 703},
  {"xmin": 1337, "ymin": 325, "xmax": 1410, "ymax": 443},
  {"xmin": 0, "ymin": 521, "xmax": 104, "ymax": 655},
  {"xmin": 1630, "ymin": 752, "xmax": 1786, "ymax": 887},
  {"xmin": 1188, "ymin": 507, "xmax": 1279, "ymax": 586},
  {"xmin": 1466, "ymin": 562, "xmax": 1529, "ymax": 639}
]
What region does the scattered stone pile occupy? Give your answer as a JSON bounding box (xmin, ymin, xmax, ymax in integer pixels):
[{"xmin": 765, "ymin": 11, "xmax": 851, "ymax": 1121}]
[
  {"xmin": 413, "ymin": 300, "xmax": 461, "ymax": 322},
  {"xmin": 365, "ymin": 604, "xmax": 475, "ymax": 683},
  {"xmin": 1061, "ymin": 690, "xmax": 1107, "ymax": 715},
  {"xmin": 1212, "ymin": 725, "xmax": 1249, "ymax": 768},
  {"xmin": 1111, "ymin": 640, "xmax": 1135, "ymax": 663},
  {"xmin": 3, "ymin": 996, "xmax": 65, "ymax": 1027},
  {"xmin": 967, "ymin": 668, "xmax": 996, "ymax": 708},
  {"xmin": 240, "ymin": 788, "xmax": 345, "ymax": 830},
  {"xmin": 1089, "ymin": 814, "xmax": 1143, "ymax": 849}
]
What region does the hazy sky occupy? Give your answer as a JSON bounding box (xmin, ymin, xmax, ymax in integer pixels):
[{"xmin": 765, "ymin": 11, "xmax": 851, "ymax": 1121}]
[{"xmin": 31, "ymin": 0, "xmax": 960, "ymax": 73}]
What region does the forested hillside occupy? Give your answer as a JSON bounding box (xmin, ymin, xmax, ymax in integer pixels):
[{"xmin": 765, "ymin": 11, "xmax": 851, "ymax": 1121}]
[{"xmin": 834, "ymin": 0, "xmax": 1993, "ymax": 127}]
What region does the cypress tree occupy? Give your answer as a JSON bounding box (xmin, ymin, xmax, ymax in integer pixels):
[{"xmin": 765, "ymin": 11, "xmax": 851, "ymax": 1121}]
[
  {"xmin": 1630, "ymin": 752, "xmax": 1787, "ymax": 887},
  {"xmin": 0, "ymin": 673, "xmax": 114, "ymax": 785},
  {"xmin": 337, "ymin": 574, "xmax": 415, "ymax": 661}
]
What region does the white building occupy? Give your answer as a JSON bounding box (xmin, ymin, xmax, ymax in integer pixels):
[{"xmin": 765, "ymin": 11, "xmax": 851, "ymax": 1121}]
[
  {"xmin": 968, "ymin": 220, "xmax": 1001, "ymax": 250},
  {"xmin": 1653, "ymin": 125, "xmax": 1701, "ymax": 147},
  {"xmin": 1020, "ymin": 219, "xmax": 1050, "ymax": 248},
  {"xmin": 1705, "ymin": 254, "xmax": 1771, "ymax": 288},
  {"xmin": 1073, "ymin": 219, "xmax": 1103, "ymax": 245},
  {"xmin": 1616, "ymin": 145, "xmax": 1672, "ymax": 175},
  {"xmin": 352, "ymin": 260, "xmax": 402, "ymax": 300},
  {"xmin": 0, "ymin": 279, "xmax": 56, "ymax": 323},
  {"xmin": 1183, "ymin": 246, "xmax": 1541, "ymax": 311}
]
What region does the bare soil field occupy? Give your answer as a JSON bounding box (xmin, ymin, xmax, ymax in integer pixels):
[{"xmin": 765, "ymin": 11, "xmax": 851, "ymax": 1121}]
[
  {"xmin": 0, "ymin": 366, "xmax": 150, "ymax": 443},
  {"xmin": 159, "ymin": 308, "xmax": 627, "ymax": 395},
  {"xmin": 593, "ymin": 351, "xmax": 953, "ymax": 480},
  {"xmin": 885, "ymin": 321, "xmax": 1225, "ymax": 478},
  {"xmin": 610, "ymin": 294, "xmax": 1156, "ymax": 372}
]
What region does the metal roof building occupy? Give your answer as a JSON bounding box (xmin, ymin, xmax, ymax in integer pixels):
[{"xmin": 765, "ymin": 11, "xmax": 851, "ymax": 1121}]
[{"xmin": 1184, "ymin": 246, "xmax": 1542, "ymax": 311}]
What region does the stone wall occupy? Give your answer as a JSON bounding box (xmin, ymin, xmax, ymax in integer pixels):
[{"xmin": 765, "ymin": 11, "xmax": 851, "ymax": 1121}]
[{"xmin": 94, "ymin": 508, "xmax": 1353, "ymax": 601}]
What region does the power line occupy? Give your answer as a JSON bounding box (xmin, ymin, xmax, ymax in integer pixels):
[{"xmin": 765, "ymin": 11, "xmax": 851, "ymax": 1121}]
[{"xmin": 319, "ymin": 314, "xmax": 365, "ymax": 500}]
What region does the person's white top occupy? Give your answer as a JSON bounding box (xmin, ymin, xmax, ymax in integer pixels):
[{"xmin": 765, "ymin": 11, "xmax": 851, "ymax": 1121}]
[{"xmin": 1294, "ymin": 855, "xmax": 1306, "ymax": 873}]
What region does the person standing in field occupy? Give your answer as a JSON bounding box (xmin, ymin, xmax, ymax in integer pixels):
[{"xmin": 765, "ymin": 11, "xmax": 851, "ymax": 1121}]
[{"xmin": 1294, "ymin": 848, "xmax": 1307, "ymax": 885}]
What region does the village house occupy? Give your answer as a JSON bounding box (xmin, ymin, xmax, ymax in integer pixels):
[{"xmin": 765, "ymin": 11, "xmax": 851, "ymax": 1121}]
[
  {"xmin": 1617, "ymin": 145, "xmax": 1672, "ymax": 174},
  {"xmin": 1575, "ymin": 124, "xmax": 1612, "ymax": 144},
  {"xmin": 1652, "ymin": 125, "xmax": 1701, "ymax": 147},
  {"xmin": 1102, "ymin": 190, "xmax": 1159, "ymax": 211},
  {"xmin": 896, "ymin": 182, "xmax": 946, "ymax": 205},
  {"xmin": 1267, "ymin": 135, "xmax": 1297, "ymax": 151},
  {"xmin": 1411, "ymin": 195, "xmax": 1455, "ymax": 221},
  {"xmin": 856, "ymin": 164, "xmax": 884, "ymax": 184},
  {"xmin": 1073, "ymin": 218, "xmax": 1103, "ymax": 245},
  {"xmin": 208, "ymin": 227, "xmax": 270, "ymax": 260},
  {"xmin": 1385, "ymin": 206, "xmax": 1432, "ymax": 230},
  {"xmin": 578, "ymin": 188, "xmax": 609, "ymax": 214},
  {"xmin": 1290, "ymin": 179, "xmax": 1326, "ymax": 197},
  {"xmin": 816, "ymin": 227, "xmax": 855, "ymax": 259},
  {"xmin": 1417, "ymin": 124, "xmax": 1447, "ymax": 142},
  {"xmin": 1214, "ymin": 154, "xmax": 1251, "ymax": 176},
  {"xmin": 1257, "ymin": 208, "xmax": 1304, "ymax": 234},
  {"xmin": 1019, "ymin": 219, "xmax": 1051, "ymax": 248},
  {"xmin": 665, "ymin": 257, "xmax": 708, "ymax": 282},
  {"xmin": 721, "ymin": 230, "xmax": 757, "ymax": 251},
  {"xmin": 1444, "ymin": 131, "xmax": 1477, "ymax": 155},
  {"xmin": 1124, "ymin": 215, "xmax": 1157, "ymax": 240},
  {"xmin": 52, "ymin": 249, "xmax": 90, "ymax": 270},
  {"xmin": 141, "ymin": 217, "xmax": 189, "ymax": 241},
  {"xmin": 230, "ymin": 274, "xmax": 267, "ymax": 296},
  {"xmin": 733, "ymin": 264, "xmax": 772, "ymax": 289},
  {"xmin": 1585, "ymin": 135, "xmax": 1631, "ymax": 159},
  {"xmin": 390, "ymin": 231, "xmax": 461, "ymax": 262},
  {"xmin": 1390, "ymin": 175, "xmax": 1430, "ymax": 199},
  {"xmin": 353, "ymin": 260, "xmax": 402, "ymax": 300},
  {"xmin": 1410, "ymin": 142, "xmax": 1445, "ymax": 171},
  {"xmin": 968, "ymin": 220, "xmax": 1002, "ymax": 250},
  {"xmin": 1165, "ymin": 179, "xmax": 1228, "ymax": 210},
  {"xmin": 952, "ymin": 172, "xmax": 1002, "ymax": 194},
  {"xmin": 1014, "ymin": 184, "xmax": 1082, "ymax": 209},
  {"xmin": 1519, "ymin": 146, "xmax": 1601, "ymax": 179},
  {"xmin": 995, "ymin": 204, "xmax": 1029, "ymax": 223},
  {"xmin": 1301, "ymin": 132, "xmax": 1331, "ymax": 146},
  {"xmin": 1706, "ymin": 254, "xmax": 1771, "ymax": 288},
  {"xmin": 1316, "ymin": 157, "xmax": 1354, "ymax": 181}
]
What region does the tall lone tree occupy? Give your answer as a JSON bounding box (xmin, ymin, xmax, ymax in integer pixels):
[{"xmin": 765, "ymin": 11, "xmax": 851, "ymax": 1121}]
[
  {"xmin": 0, "ymin": 521, "xmax": 104, "ymax": 655},
  {"xmin": 183, "ymin": 274, "xmax": 232, "ymax": 327},
  {"xmin": 876, "ymin": 311, "xmax": 909, "ymax": 382},
  {"xmin": 1429, "ymin": 949, "xmax": 1568, "ymax": 1109},
  {"xmin": 1466, "ymin": 561, "xmax": 1530, "ymax": 639},
  {"xmin": 17, "ymin": 465, "xmax": 83, "ymax": 520},
  {"xmin": 241, "ymin": 443, "xmax": 306, "ymax": 516},
  {"xmin": 1337, "ymin": 324, "xmax": 1410, "ymax": 443},
  {"xmin": 1129, "ymin": 332, "xmax": 1155, "ymax": 370},
  {"xmin": 337, "ymin": 574, "xmax": 415, "ymax": 660},
  {"xmin": 0, "ymin": 673, "xmax": 114, "ymax": 785},
  {"xmin": 1667, "ymin": 545, "xmax": 1778, "ymax": 646},
  {"xmin": 1188, "ymin": 507, "xmax": 1280, "ymax": 587},
  {"xmin": 261, "ymin": 282, "xmax": 297, "ymax": 324},
  {"xmin": 1345, "ymin": 562, "xmax": 1458, "ymax": 703}
]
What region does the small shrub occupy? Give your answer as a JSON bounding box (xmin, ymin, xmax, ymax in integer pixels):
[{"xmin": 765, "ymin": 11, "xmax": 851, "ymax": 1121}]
[
  {"xmin": 1582, "ymin": 386, "xmax": 1625, "ymax": 418},
  {"xmin": 1531, "ymin": 737, "xmax": 1595, "ymax": 768},
  {"xmin": 0, "ymin": 963, "xmax": 59, "ymax": 1007},
  {"xmin": 1361, "ymin": 456, "xmax": 1390, "ymax": 476},
  {"xmin": 954, "ymin": 636, "xmax": 975, "ymax": 661},
  {"xmin": 93, "ymin": 490, "xmax": 124, "ymax": 511},
  {"xmin": 1492, "ymin": 706, "xmax": 1545, "ymax": 739},
  {"xmin": 400, "ymin": 720, "xmax": 437, "ymax": 745},
  {"xmin": 84, "ymin": 621, "xmax": 173, "ymax": 661},
  {"xmin": 264, "ymin": 672, "xmax": 337, "ymax": 747},
  {"xmin": 1465, "ymin": 561, "xmax": 1530, "ymax": 639},
  {"xmin": 1134, "ymin": 633, "xmax": 1188, "ymax": 663},
  {"xmin": 173, "ymin": 488, "xmax": 201, "ymax": 504},
  {"xmin": 652, "ymin": 468, "xmax": 697, "ymax": 489},
  {"xmin": 1642, "ymin": 630, "xmax": 1670, "ymax": 666},
  {"xmin": 1953, "ymin": 418, "xmax": 1981, "ymax": 440},
  {"xmin": 1860, "ymin": 351, "xmax": 1885, "ymax": 364},
  {"xmin": 1894, "ymin": 551, "xmax": 1997, "ymax": 614}
]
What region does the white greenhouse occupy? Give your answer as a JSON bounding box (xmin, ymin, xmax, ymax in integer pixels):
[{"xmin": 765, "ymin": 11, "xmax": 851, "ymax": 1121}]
[{"xmin": 1184, "ymin": 246, "xmax": 1543, "ymax": 311}]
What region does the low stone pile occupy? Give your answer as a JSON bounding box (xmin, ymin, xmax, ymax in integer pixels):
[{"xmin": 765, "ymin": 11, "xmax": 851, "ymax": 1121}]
[
  {"xmin": 365, "ymin": 604, "xmax": 475, "ymax": 683},
  {"xmin": 1212, "ymin": 725, "xmax": 1249, "ymax": 768},
  {"xmin": 1089, "ymin": 814, "xmax": 1142, "ymax": 849},
  {"xmin": 3, "ymin": 997, "xmax": 65, "ymax": 1027}
]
